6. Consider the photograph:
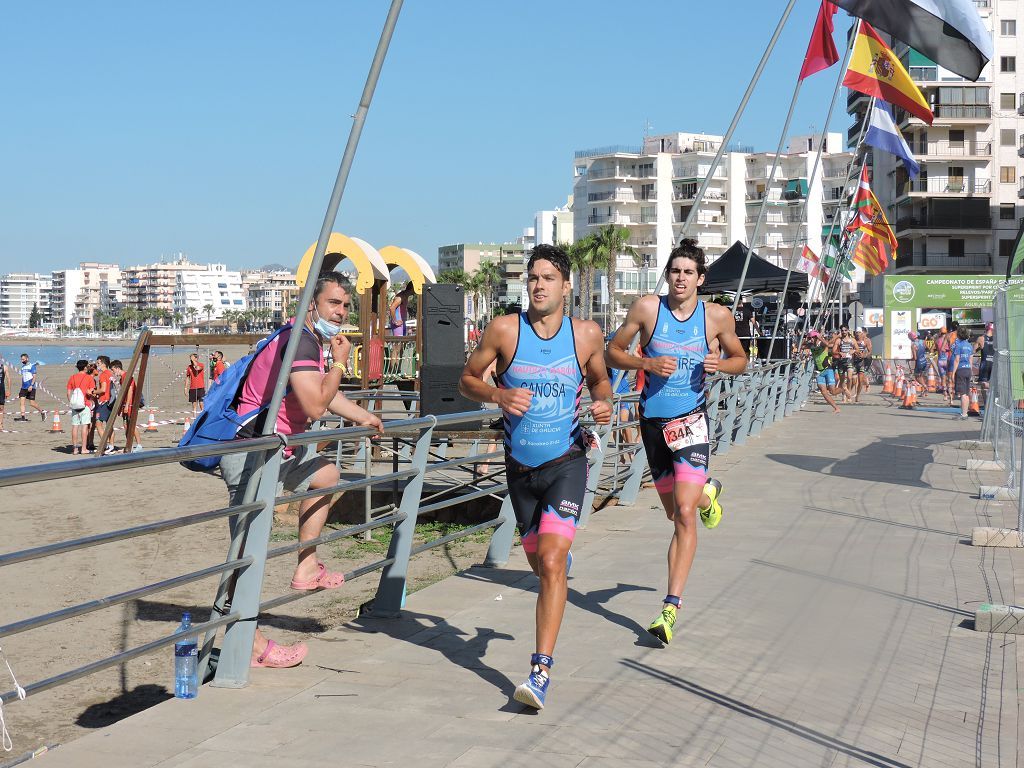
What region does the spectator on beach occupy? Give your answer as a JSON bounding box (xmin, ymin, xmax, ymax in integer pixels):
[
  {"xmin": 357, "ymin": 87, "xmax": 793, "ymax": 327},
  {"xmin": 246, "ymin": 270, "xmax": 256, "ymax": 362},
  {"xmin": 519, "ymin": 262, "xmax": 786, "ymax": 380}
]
[
  {"xmin": 0, "ymin": 359, "xmax": 8, "ymax": 431},
  {"xmin": 388, "ymin": 282, "xmax": 414, "ymax": 337},
  {"xmin": 91, "ymin": 356, "xmax": 115, "ymax": 454},
  {"xmin": 109, "ymin": 360, "xmax": 143, "ymax": 452},
  {"xmin": 221, "ymin": 271, "xmax": 383, "ymax": 668},
  {"xmin": 186, "ymin": 354, "xmax": 205, "ymax": 417},
  {"xmin": 211, "ymin": 351, "xmax": 227, "ymax": 386},
  {"xmin": 16, "ymin": 353, "xmax": 45, "ymax": 422},
  {"xmin": 67, "ymin": 360, "xmax": 95, "ymax": 455}
]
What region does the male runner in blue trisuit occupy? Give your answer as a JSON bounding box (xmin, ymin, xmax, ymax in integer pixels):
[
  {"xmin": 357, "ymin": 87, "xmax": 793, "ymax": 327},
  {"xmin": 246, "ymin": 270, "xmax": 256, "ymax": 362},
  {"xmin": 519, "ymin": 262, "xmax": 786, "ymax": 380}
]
[
  {"xmin": 460, "ymin": 244, "xmax": 612, "ymax": 709},
  {"xmin": 607, "ymin": 238, "xmax": 747, "ymax": 644}
]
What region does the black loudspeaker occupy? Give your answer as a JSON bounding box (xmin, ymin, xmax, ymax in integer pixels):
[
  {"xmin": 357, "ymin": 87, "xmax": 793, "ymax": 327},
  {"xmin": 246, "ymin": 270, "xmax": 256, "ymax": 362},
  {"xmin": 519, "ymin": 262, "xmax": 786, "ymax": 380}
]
[
  {"xmin": 421, "ymin": 284, "xmax": 466, "ymax": 366},
  {"xmin": 419, "ymin": 364, "xmax": 482, "ymax": 427}
]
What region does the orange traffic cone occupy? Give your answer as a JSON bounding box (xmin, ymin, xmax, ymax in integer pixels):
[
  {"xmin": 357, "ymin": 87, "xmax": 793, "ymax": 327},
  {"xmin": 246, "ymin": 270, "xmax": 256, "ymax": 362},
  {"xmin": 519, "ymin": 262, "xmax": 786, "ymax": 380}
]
[
  {"xmin": 182, "ymin": 416, "xmax": 192, "ymax": 437},
  {"xmin": 968, "ymin": 387, "xmax": 981, "ymax": 416},
  {"xmin": 926, "ymin": 367, "xmax": 937, "ymax": 392},
  {"xmin": 894, "ymin": 376, "xmax": 905, "ymax": 399},
  {"xmin": 882, "ymin": 366, "xmax": 894, "ymax": 394},
  {"xmin": 48, "ymin": 410, "xmax": 64, "ymax": 433},
  {"xmin": 902, "ymin": 381, "xmax": 915, "ymax": 409},
  {"xmin": 145, "ymin": 409, "xmax": 159, "ymax": 432}
]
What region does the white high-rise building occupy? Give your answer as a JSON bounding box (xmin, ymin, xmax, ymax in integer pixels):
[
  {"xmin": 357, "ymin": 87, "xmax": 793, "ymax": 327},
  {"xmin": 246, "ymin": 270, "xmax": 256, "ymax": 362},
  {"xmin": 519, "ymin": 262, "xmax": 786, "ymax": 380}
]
[
  {"xmin": 0, "ymin": 273, "xmax": 51, "ymax": 328},
  {"xmin": 571, "ymin": 132, "xmax": 853, "ymax": 322},
  {"xmin": 243, "ymin": 269, "xmax": 299, "ymax": 326},
  {"xmin": 848, "ymin": 3, "xmax": 1022, "ymax": 305},
  {"xmin": 50, "ymin": 263, "xmax": 122, "ymax": 329},
  {"xmin": 175, "ymin": 263, "xmax": 246, "ymax": 321}
]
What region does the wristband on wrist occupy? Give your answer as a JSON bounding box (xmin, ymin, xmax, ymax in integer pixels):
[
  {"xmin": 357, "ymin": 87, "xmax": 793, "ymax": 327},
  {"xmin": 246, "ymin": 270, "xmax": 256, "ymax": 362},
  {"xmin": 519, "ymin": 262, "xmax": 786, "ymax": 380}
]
[{"xmin": 332, "ymin": 362, "xmax": 349, "ymax": 376}]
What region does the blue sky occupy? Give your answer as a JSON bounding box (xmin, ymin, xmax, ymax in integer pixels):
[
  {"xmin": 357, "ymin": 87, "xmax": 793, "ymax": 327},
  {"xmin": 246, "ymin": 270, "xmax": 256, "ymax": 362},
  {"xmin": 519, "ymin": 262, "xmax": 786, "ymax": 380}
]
[{"xmin": 2, "ymin": 1, "xmax": 852, "ymax": 273}]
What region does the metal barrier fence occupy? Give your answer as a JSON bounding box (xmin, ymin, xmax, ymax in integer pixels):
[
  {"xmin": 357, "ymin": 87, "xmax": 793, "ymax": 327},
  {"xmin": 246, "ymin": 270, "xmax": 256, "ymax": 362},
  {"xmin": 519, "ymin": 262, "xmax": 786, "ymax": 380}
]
[
  {"xmin": 980, "ymin": 285, "xmax": 1024, "ymax": 528},
  {"xmin": 0, "ymin": 357, "xmax": 813, "ymax": 709}
]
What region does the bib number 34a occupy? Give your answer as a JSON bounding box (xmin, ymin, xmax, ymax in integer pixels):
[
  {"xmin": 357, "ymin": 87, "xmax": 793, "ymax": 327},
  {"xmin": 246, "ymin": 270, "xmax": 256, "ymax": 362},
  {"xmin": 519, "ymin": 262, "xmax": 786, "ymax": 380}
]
[{"xmin": 662, "ymin": 412, "xmax": 708, "ymax": 452}]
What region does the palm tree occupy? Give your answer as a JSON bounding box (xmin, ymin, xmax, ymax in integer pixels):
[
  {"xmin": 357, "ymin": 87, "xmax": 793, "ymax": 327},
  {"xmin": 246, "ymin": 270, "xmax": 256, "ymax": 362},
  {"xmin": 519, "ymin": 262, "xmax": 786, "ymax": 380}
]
[
  {"xmin": 186, "ymin": 306, "xmax": 199, "ymax": 327},
  {"xmin": 565, "ymin": 237, "xmax": 596, "ymax": 319},
  {"xmin": 474, "ymin": 260, "xmax": 501, "ymax": 324},
  {"xmin": 591, "ymin": 224, "xmax": 638, "ymax": 331},
  {"xmin": 172, "ymin": 311, "xmax": 183, "ymax": 329},
  {"xmin": 203, "ymin": 304, "xmax": 214, "ymax": 329}
]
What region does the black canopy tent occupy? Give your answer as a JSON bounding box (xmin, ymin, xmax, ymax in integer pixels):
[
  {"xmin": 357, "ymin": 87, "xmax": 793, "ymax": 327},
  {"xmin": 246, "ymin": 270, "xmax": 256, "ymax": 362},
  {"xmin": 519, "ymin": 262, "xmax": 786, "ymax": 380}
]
[{"xmin": 697, "ymin": 240, "xmax": 808, "ymax": 295}]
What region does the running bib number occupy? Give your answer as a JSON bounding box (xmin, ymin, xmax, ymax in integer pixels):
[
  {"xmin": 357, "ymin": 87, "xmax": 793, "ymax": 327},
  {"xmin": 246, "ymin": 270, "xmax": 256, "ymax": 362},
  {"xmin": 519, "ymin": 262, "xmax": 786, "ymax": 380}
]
[{"xmin": 662, "ymin": 413, "xmax": 708, "ymax": 452}]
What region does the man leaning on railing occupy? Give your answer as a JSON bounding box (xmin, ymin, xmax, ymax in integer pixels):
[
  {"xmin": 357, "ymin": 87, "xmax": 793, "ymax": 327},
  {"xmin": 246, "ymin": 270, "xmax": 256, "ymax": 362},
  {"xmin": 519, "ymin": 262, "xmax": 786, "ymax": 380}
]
[{"xmin": 225, "ymin": 272, "xmax": 383, "ymax": 668}]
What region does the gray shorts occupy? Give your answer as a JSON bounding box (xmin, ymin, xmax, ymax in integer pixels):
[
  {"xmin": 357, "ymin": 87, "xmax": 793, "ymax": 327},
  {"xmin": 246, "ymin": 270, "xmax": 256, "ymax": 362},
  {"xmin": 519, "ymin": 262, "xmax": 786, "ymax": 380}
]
[{"xmin": 219, "ymin": 445, "xmax": 332, "ymax": 505}]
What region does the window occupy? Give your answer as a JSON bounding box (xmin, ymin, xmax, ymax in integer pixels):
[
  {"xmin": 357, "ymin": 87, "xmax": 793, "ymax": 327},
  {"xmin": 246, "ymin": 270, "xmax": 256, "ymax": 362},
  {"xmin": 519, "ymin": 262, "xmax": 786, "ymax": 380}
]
[
  {"xmin": 1001, "ymin": 204, "xmax": 1016, "ymax": 220},
  {"xmin": 1001, "ymin": 166, "xmax": 1016, "ymax": 183},
  {"xmin": 220, "ymin": 299, "xmax": 230, "ymax": 305},
  {"xmin": 217, "ymin": 282, "xmax": 227, "ymax": 289},
  {"xmin": 1000, "ymin": 238, "xmax": 1016, "ymax": 258},
  {"xmin": 233, "ymin": 299, "xmax": 243, "ymax": 305},
  {"xmin": 1001, "ymin": 56, "xmax": 1016, "ymax": 72},
  {"xmin": 1002, "ymin": 128, "xmax": 1016, "ymax": 146},
  {"xmin": 1002, "ymin": 19, "xmax": 1016, "ymax": 35},
  {"xmin": 1002, "ymin": 93, "xmax": 1017, "ymax": 110},
  {"xmin": 949, "ymin": 239, "xmax": 965, "ymax": 258}
]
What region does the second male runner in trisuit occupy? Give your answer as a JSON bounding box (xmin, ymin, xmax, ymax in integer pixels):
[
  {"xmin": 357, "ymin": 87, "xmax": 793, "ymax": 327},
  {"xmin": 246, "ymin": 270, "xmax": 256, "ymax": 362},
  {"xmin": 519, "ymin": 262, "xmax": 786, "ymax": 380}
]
[
  {"xmin": 606, "ymin": 238, "xmax": 747, "ymax": 645},
  {"xmin": 460, "ymin": 244, "xmax": 612, "ymax": 710}
]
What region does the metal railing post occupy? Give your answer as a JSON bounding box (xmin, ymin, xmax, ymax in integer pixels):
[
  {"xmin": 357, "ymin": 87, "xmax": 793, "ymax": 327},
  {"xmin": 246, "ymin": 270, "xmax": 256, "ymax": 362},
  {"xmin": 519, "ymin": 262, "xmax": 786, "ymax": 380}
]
[
  {"xmin": 733, "ymin": 377, "xmax": 755, "ymax": 446},
  {"xmin": 774, "ymin": 364, "xmax": 789, "ymax": 421},
  {"xmin": 211, "ymin": 448, "xmax": 284, "ymax": 688},
  {"xmin": 578, "ymin": 427, "xmax": 611, "ymax": 528},
  {"xmin": 618, "ymin": 443, "xmax": 648, "ymax": 505},
  {"xmin": 716, "ymin": 379, "xmax": 739, "ymax": 454},
  {"xmin": 370, "ymin": 417, "xmax": 436, "ymax": 616},
  {"xmin": 483, "ymin": 495, "xmax": 516, "ymax": 567}
]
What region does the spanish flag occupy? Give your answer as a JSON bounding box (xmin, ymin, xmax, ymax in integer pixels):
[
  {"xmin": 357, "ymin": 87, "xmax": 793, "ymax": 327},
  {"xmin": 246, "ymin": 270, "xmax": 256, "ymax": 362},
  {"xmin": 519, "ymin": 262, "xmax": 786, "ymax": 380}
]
[{"xmin": 843, "ymin": 23, "xmax": 933, "ymax": 125}]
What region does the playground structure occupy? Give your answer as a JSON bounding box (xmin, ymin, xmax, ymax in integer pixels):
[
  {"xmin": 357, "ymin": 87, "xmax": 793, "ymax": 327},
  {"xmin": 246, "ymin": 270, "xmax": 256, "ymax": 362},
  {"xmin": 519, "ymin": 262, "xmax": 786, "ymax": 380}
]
[{"xmin": 295, "ymin": 232, "xmax": 436, "ymax": 396}]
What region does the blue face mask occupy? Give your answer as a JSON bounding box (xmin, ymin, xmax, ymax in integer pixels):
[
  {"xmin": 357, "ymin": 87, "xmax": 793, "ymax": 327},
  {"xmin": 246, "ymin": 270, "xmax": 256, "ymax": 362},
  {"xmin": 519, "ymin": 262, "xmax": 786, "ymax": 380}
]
[{"xmin": 312, "ymin": 308, "xmax": 341, "ymax": 338}]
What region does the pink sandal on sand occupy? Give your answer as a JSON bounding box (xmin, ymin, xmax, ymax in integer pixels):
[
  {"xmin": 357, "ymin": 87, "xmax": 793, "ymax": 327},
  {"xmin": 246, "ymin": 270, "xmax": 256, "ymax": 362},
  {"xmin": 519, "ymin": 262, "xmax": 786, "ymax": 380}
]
[
  {"xmin": 289, "ymin": 562, "xmax": 346, "ymax": 591},
  {"xmin": 251, "ymin": 640, "xmax": 308, "ymax": 668}
]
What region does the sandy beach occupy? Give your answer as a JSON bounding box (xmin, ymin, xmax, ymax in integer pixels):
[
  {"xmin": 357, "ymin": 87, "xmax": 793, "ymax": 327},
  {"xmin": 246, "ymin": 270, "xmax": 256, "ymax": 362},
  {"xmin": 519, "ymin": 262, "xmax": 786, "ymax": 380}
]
[{"xmin": 0, "ymin": 342, "xmax": 493, "ymax": 757}]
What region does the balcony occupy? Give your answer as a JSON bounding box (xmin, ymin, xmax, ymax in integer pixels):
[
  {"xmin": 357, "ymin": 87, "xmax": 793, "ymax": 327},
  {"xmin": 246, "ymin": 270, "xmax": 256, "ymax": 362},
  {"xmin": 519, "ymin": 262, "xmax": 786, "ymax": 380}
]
[
  {"xmin": 1019, "ymin": 93, "xmax": 1024, "ymax": 115},
  {"xmin": 915, "ymin": 140, "xmax": 991, "ymax": 158},
  {"xmin": 899, "ymin": 178, "xmax": 992, "ymax": 196},
  {"xmin": 908, "ymin": 66, "xmax": 938, "ymax": 82},
  {"xmin": 894, "ymin": 253, "xmax": 991, "ymax": 271},
  {"xmin": 1019, "ymin": 176, "xmax": 1024, "ymax": 198},
  {"xmin": 587, "ymin": 213, "xmax": 647, "ymax": 226},
  {"xmin": 587, "ymin": 191, "xmax": 641, "ymax": 203},
  {"xmin": 895, "ymin": 213, "xmax": 992, "ymax": 231}
]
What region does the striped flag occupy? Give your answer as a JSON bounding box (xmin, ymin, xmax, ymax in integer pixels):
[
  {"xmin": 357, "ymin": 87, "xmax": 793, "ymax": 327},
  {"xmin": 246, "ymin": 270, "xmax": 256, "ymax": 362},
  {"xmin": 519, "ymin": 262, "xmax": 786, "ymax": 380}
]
[
  {"xmin": 865, "ymin": 101, "xmax": 920, "ymax": 179},
  {"xmin": 843, "ymin": 23, "xmax": 933, "ymax": 125},
  {"xmin": 831, "ymin": 0, "xmax": 992, "ymax": 81},
  {"xmin": 798, "ymin": 246, "xmax": 829, "ymax": 284}
]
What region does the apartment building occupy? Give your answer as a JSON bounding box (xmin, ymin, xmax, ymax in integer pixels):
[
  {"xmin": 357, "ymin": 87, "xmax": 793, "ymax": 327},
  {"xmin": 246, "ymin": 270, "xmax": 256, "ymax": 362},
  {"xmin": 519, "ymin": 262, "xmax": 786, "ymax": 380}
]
[
  {"xmin": 175, "ymin": 263, "xmax": 246, "ymax": 320},
  {"xmin": 848, "ymin": 2, "xmax": 1021, "ymax": 305},
  {"xmin": 571, "ymin": 132, "xmax": 852, "ymax": 322},
  {"xmin": 123, "ymin": 255, "xmax": 204, "ymax": 315},
  {"xmin": 50, "ymin": 262, "xmax": 121, "ymax": 328},
  {"xmin": 243, "ymin": 269, "xmax": 299, "ymax": 325},
  {"xmin": 0, "ymin": 273, "xmax": 51, "ymax": 328}
]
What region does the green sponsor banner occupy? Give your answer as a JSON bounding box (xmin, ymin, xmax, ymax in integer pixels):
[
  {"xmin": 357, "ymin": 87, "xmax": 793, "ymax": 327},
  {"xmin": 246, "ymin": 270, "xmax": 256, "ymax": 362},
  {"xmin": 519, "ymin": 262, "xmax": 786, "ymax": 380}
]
[
  {"xmin": 1009, "ymin": 285, "xmax": 1024, "ymax": 400},
  {"xmin": 952, "ymin": 308, "xmax": 983, "ymax": 324},
  {"xmin": 885, "ymin": 274, "xmax": 1024, "ymax": 310}
]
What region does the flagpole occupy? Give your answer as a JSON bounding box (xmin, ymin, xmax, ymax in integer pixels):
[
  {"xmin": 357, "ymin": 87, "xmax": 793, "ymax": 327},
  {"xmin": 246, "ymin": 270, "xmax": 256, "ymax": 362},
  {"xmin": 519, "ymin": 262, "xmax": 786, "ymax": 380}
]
[
  {"xmin": 764, "ymin": 18, "xmax": 860, "ymax": 360},
  {"xmin": 608, "ymin": 0, "xmax": 798, "ymax": 393},
  {"xmin": 807, "ymin": 95, "xmax": 876, "ymax": 337},
  {"xmin": 731, "ymin": 76, "xmax": 804, "ymax": 316}
]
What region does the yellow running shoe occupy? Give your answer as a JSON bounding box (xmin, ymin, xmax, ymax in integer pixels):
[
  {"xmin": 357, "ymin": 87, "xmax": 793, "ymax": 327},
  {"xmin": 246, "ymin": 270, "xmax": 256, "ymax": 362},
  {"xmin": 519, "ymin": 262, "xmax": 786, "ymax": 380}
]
[
  {"xmin": 647, "ymin": 605, "xmax": 677, "ymax": 644},
  {"xmin": 699, "ymin": 478, "xmax": 723, "ymax": 529}
]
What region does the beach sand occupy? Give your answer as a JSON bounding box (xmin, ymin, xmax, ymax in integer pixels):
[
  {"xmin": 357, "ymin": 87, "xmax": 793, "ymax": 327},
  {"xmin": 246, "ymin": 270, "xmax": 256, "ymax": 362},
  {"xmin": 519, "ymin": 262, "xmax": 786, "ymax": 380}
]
[{"xmin": 0, "ymin": 344, "xmax": 493, "ymax": 757}]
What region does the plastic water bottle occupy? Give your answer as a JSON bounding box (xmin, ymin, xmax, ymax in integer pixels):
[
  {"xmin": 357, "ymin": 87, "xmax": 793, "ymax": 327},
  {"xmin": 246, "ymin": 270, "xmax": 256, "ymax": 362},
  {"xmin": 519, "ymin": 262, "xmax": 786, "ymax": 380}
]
[{"xmin": 174, "ymin": 612, "xmax": 198, "ymax": 699}]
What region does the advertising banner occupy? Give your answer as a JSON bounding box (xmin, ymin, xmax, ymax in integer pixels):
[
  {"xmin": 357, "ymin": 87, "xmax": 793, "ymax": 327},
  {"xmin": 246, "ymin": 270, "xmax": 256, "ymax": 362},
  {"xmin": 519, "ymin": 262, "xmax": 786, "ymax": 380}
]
[
  {"xmin": 918, "ymin": 312, "xmax": 946, "ymax": 331},
  {"xmin": 890, "ymin": 310, "xmax": 914, "ymax": 360},
  {"xmin": 863, "ymin": 307, "xmax": 884, "ymax": 327}
]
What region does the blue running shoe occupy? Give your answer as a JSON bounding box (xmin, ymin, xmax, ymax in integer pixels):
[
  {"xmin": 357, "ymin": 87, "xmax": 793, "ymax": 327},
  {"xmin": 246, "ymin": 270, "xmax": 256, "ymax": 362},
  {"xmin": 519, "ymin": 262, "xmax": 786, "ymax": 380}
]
[
  {"xmin": 513, "ymin": 665, "xmax": 550, "ymax": 709},
  {"xmin": 565, "ymin": 550, "xmax": 573, "ymax": 578}
]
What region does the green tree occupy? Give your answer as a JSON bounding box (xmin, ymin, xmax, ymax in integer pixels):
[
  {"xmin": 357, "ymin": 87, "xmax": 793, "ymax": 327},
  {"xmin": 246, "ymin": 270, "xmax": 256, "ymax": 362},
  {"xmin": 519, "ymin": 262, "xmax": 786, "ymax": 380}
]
[
  {"xmin": 591, "ymin": 224, "xmax": 638, "ymax": 331},
  {"xmin": 203, "ymin": 304, "xmax": 215, "ymax": 326},
  {"xmin": 474, "ymin": 260, "xmax": 501, "ymax": 324},
  {"xmin": 565, "ymin": 237, "xmax": 595, "ymax": 319},
  {"xmin": 186, "ymin": 306, "xmax": 199, "ymax": 326},
  {"xmin": 437, "ymin": 268, "xmax": 468, "ymax": 287},
  {"xmin": 28, "ymin": 303, "xmax": 41, "ymax": 328}
]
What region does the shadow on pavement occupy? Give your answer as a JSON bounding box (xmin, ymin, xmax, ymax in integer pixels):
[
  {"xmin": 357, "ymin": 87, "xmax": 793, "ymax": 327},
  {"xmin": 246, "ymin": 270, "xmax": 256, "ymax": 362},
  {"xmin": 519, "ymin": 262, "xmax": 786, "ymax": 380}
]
[
  {"xmin": 76, "ymin": 683, "xmax": 172, "ymax": 729},
  {"xmin": 134, "ymin": 598, "xmax": 328, "ymax": 633},
  {"xmin": 619, "ymin": 659, "xmax": 912, "ymax": 768},
  {"xmin": 766, "ymin": 429, "xmax": 965, "ymax": 489}
]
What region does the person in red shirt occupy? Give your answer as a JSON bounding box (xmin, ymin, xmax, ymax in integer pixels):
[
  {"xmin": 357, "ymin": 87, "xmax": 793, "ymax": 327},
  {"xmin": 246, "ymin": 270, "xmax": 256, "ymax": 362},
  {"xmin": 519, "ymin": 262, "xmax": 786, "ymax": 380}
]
[
  {"xmin": 211, "ymin": 350, "xmax": 227, "ymax": 386},
  {"xmin": 89, "ymin": 355, "xmax": 115, "ymax": 454},
  {"xmin": 66, "ymin": 359, "xmax": 95, "ymax": 455},
  {"xmin": 185, "ymin": 354, "xmax": 205, "ymax": 417}
]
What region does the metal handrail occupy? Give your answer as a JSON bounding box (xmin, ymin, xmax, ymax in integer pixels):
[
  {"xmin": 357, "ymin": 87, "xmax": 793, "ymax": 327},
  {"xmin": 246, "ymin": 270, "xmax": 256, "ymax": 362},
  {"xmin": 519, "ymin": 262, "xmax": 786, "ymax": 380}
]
[{"xmin": 0, "ymin": 357, "xmax": 813, "ymax": 707}]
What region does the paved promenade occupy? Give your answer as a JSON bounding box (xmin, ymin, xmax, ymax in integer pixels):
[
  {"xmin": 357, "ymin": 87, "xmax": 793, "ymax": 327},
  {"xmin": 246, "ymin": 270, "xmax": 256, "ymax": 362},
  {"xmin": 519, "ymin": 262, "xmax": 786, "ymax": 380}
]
[{"xmin": 34, "ymin": 396, "xmax": 1022, "ymax": 768}]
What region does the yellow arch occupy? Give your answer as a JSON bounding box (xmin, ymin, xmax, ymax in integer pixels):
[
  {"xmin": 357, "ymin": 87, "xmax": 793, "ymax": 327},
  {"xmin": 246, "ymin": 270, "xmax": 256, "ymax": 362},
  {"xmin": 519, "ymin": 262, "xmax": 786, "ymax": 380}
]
[
  {"xmin": 296, "ymin": 233, "xmax": 390, "ymax": 293},
  {"xmin": 378, "ymin": 246, "xmax": 437, "ymax": 294}
]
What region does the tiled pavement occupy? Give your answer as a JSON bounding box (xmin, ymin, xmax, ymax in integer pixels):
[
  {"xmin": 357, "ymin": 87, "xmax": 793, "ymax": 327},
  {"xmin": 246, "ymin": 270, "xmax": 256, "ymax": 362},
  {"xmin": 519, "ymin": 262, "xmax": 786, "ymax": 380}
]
[{"xmin": 31, "ymin": 397, "xmax": 1022, "ymax": 767}]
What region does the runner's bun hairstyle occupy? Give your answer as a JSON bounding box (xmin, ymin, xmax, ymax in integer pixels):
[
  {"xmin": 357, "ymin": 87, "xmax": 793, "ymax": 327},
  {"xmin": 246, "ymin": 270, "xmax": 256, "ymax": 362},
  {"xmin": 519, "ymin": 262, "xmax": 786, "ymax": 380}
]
[
  {"xmin": 527, "ymin": 244, "xmax": 571, "ymax": 281},
  {"xmin": 666, "ymin": 238, "xmax": 706, "ymax": 278}
]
